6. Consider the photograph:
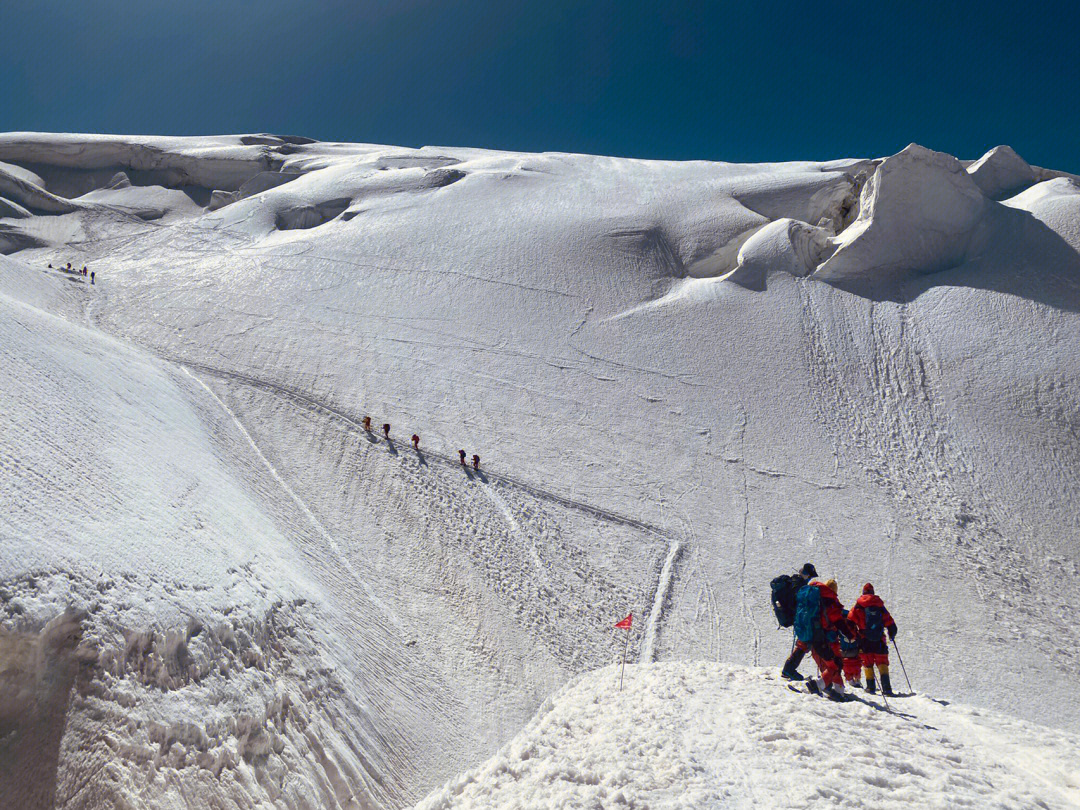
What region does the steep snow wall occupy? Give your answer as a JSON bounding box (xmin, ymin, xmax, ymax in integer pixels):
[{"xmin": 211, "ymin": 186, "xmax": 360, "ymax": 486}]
[
  {"xmin": 0, "ymin": 133, "xmax": 277, "ymax": 193},
  {"xmin": 0, "ymin": 258, "xmax": 418, "ymax": 809},
  {"xmin": 3, "ymin": 134, "xmax": 1080, "ymax": 809}
]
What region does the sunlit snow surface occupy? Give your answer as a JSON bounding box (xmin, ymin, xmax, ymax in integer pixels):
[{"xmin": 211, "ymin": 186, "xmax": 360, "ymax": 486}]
[
  {"xmin": 2, "ymin": 133, "xmax": 1080, "ymax": 808},
  {"xmin": 416, "ymin": 662, "xmax": 1080, "ymax": 810}
]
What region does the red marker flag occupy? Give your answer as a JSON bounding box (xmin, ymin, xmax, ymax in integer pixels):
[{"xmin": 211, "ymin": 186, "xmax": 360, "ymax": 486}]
[{"xmin": 614, "ymin": 612, "xmax": 632, "ymax": 690}]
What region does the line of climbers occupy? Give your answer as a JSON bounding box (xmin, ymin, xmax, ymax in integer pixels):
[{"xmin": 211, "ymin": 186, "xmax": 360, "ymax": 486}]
[
  {"xmin": 46, "ymin": 261, "xmax": 95, "ymax": 284},
  {"xmin": 771, "ymin": 563, "xmax": 898, "ymax": 701},
  {"xmin": 358, "ymin": 416, "xmax": 481, "ymax": 470}
]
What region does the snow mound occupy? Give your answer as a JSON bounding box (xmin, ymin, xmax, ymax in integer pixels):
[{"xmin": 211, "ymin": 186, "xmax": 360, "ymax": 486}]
[
  {"xmin": 1005, "ymin": 177, "xmax": 1080, "ymax": 252},
  {"xmin": 416, "ymin": 662, "xmax": 1080, "ymax": 810},
  {"xmin": 0, "ymin": 158, "xmax": 46, "ymax": 187},
  {"xmin": 967, "ymin": 145, "xmax": 1036, "ymax": 199},
  {"xmin": 815, "ymin": 144, "xmax": 990, "ymax": 287},
  {"xmin": 724, "ymin": 217, "xmax": 832, "ymax": 290}
]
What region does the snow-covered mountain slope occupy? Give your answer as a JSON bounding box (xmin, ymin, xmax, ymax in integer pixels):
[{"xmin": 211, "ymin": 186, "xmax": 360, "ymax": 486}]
[
  {"xmin": 0, "ymin": 256, "xmax": 431, "ymax": 809},
  {"xmin": 2, "ymin": 132, "xmax": 1080, "ymax": 809},
  {"xmin": 414, "ymin": 662, "xmax": 1080, "ymax": 810}
]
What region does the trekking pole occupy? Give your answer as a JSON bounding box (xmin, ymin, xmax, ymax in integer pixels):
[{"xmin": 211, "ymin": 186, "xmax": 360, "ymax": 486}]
[
  {"xmin": 891, "ymin": 638, "xmax": 912, "ymax": 694},
  {"xmin": 878, "ymin": 685, "xmax": 891, "ymax": 712}
]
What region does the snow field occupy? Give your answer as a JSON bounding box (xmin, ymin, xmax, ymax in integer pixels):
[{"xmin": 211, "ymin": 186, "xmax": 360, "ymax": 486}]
[
  {"xmin": 4, "ymin": 133, "xmax": 1080, "ymax": 808},
  {"xmin": 415, "ymin": 662, "xmax": 1080, "ymax": 810}
]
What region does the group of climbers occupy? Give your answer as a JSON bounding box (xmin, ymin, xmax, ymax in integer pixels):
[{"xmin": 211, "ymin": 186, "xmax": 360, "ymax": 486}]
[
  {"xmin": 772, "ymin": 563, "xmax": 899, "ymax": 701},
  {"xmin": 47, "ymin": 261, "xmax": 95, "ymax": 284},
  {"xmin": 360, "ymin": 416, "xmax": 481, "ymax": 470}
]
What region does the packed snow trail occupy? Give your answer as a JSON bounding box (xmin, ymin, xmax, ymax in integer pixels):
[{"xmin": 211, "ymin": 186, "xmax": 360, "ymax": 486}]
[
  {"xmin": 414, "ymin": 662, "xmax": 1080, "ymax": 810},
  {"xmin": 180, "ymin": 356, "xmax": 682, "ymax": 661},
  {"xmin": 171, "ymin": 358, "xmax": 672, "ymax": 536},
  {"xmin": 182, "ymin": 355, "xmax": 686, "ymax": 668},
  {"xmin": 640, "ymin": 539, "xmax": 679, "ymax": 662},
  {"xmin": 182, "ymin": 365, "xmax": 403, "ymax": 629}
]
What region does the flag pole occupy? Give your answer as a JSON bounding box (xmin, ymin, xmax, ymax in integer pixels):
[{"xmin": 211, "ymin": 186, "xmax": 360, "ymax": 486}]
[{"xmin": 619, "ymin": 622, "xmax": 630, "ymax": 691}]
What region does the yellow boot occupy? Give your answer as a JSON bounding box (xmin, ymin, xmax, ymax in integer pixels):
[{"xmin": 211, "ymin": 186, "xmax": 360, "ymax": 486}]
[{"xmin": 879, "ymin": 665, "xmax": 893, "ymax": 696}]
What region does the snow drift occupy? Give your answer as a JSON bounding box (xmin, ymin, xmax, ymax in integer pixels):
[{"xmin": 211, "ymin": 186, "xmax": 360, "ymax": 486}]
[
  {"xmin": 2, "ymin": 132, "xmax": 1080, "ymax": 809},
  {"xmin": 414, "ymin": 662, "xmax": 1080, "ymax": 810}
]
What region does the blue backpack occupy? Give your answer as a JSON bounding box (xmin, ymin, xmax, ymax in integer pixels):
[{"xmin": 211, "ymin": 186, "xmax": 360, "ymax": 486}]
[{"xmin": 793, "ymin": 584, "xmax": 821, "ymax": 643}]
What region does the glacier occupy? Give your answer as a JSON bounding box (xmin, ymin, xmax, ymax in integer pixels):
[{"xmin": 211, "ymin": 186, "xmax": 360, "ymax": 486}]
[{"xmin": 1, "ymin": 132, "xmax": 1079, "ymax": 809}]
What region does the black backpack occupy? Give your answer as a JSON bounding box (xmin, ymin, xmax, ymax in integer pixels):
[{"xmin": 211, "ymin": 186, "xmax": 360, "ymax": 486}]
[
  {"xmin": 864, "ymin": 605, "xmax": 885, "ymax": 639},
  {"xmin": 770, "ymin": 574, "xmax": 802, "ymax": 628}
]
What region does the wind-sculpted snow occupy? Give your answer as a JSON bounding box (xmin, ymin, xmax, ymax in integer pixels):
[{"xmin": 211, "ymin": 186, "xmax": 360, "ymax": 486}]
[
  {"xmin": 1006, "ymin": 176, "xmax": 1080, "ymax": 251},
  {"xmin": 724, "ymin": 217, "xmax": 831, "ymax": 290},
  {"xmin": 815, "ymin": 145, "xmax": 991, "ymax": 286},
  {"xmin": 0, "ymin": 133, "xmax": 276, "ymax": 194},
  {"xmin": 967, "ymin": 145, "xmax": 1038, "ymax": 199},
  {"xmin": 414, "ymin": 662, "xmax": 1080, "ymax": 810},
  {"xmin": 2, "ymin": 133, "xmax": 1080, "ymax": 809}
]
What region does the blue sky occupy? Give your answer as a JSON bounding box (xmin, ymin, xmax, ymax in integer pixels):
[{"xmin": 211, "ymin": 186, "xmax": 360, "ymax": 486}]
[{"xmin": 2, "ymin": 0, "xmax": 1077, "ymax": 171}]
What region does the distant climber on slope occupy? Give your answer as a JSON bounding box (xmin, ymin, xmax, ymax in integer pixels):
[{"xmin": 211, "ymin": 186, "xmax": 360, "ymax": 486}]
[
  {"xmin": 848, "ymin": 583, "xmax": 897, "ymax": 696},
  {"xmin": 459, "ymin": 449, "xmax": 467, "ymax": 466},
  {"xmin": 362, "ymin": 416, "xmax": 372, "ymax": 432},
  {"xmin": 412, "ymin": 433, "xmax": 420, "ymax": 450},
  {"xmin": 776, "ymin": 563, "xmax": 817, "ymax": 680},
  {"xmin": 382, "ymin": 423, "xmax": 390, "ymax": 439},
  {"xmin": 472, "ymin": 454, "xmax": 480, "ymax": 470},
  {"xmin": 90, "ymin": 270, "xmax": 95, "ymax": 284}
]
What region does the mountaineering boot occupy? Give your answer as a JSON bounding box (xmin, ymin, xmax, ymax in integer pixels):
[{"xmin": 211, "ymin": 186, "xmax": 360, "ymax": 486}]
[
  {"xmin": 806, "ymin": 678, "xmax": 822, "ymax": 696},
  {"xmin": 826, "ymin": 686, "xmax": 847, "ymax": 702},
  {"xmin": 880, "ymin": 672, "xmax": 894, "ymax": 696},
  {"xmin": 865, "ymin": 678, "xmax": 877, "ymax": 694},
  {"xmin": 781, "ymin": 647, "xmax": 806, "ymax": 681}
]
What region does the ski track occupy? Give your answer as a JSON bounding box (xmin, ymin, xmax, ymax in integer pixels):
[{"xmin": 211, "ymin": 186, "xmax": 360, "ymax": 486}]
[
  {"xmin": 181, "ymin": 365, "xmax": 404, "ymax": 631},
  {"xmin": 641, "ymin": 538, "xmax": 680, "ymax": 663}
]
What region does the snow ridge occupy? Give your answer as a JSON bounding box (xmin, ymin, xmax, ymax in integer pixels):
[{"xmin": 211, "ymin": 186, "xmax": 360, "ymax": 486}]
[{"xmin": 414, "ymin": 662, "xmax": 1080, "ymax": 810}]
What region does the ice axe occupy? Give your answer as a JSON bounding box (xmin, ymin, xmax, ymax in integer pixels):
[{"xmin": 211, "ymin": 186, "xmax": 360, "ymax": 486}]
[{"xmin": 891, "ymin": 637, "xmax": 912, "ymax": 694}]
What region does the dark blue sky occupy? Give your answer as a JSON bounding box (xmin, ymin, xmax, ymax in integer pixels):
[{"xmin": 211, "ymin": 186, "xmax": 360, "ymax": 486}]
[{"xmin": 2, "ymin": 1, "xmax": 1077, "ymax": 171}]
